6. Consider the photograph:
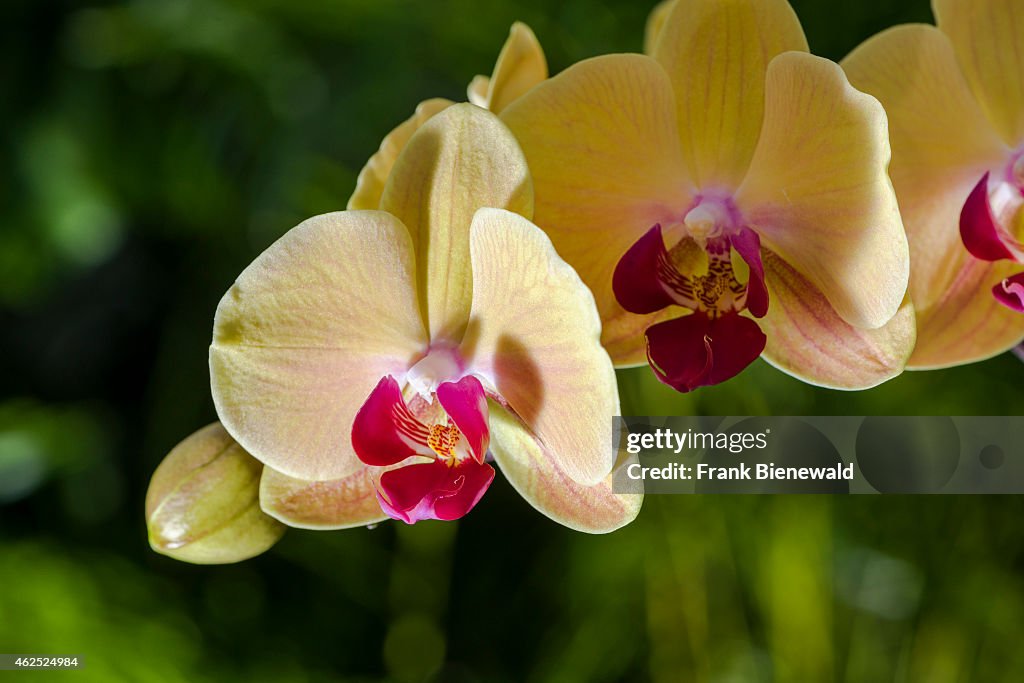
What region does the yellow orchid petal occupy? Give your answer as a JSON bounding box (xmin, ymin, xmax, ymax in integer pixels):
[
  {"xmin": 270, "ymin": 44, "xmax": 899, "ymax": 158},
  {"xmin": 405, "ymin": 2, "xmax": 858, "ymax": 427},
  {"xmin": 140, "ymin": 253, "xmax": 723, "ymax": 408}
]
[
  {"xmin": 463, "ymin": 208, "xmax": 618, "ymax": 487},
  {"xmin": 911, "ymin": 256, "xmax": 1024, "ymax": 368},
  {"xmin": 381, "ymin": 103, "xmax": 533, "ymax": 344},
  {"xmin": 347, "ymin": 98, "xmax": 453, "ymax": 211},
  {"xmin": 472, "ymin": 22, "xmax": 548, "ymax": 114},
  {"xmin": 760, "ymin": 254, "xmax": 916, "ymax": 390},
  {"xmin": 146, "ymin": 423, "xmax": 285, "ymax": 564},
  {"xmin": 643, "ymin": 0, "xmax": 676, "ymax": 56},
  {"xmin": 501, "ymin": 54, "xmax": 691, "ymax": 366},
  {"xmin": 210, "ymin": 211, "xmax": 427, "ymax": 482},
  {"xmin": 736, "ymin": 51, "xmax": 908, "ymax": 330},
  {"xmin": 259, "ymin": 465, "xmax": 387, "ymax": 530},
  {"xmin": 488, "ymin": 404, "xmax": 642, "ymax": 534},
  {"xmin": 841, "ymin": 25, "xmax": 1024, "ymax": 366},
  {"xmin": 651, "ymin": 0, "xmax": 808, "ymax": 188},
  {"xmin": 842, "ymin": 25, "xmax": 1008, "ymax": 313},
  {"xmin": 934, "ymin": 0, "xmax": 1024, "ymax": 146}
]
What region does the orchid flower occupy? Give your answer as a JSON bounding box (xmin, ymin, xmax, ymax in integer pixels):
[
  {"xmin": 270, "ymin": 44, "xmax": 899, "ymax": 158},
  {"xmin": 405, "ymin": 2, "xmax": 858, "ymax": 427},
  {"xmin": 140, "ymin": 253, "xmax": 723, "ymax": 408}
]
[
  {"xmin": 205, "ymin": 103, "xmax": 638, "ymax": 537},
  {"xmin": 843, "ymin": 0, "xmax": 1024, "ymax": 368},
  {"xmin": 500, "ymin": 0, "xmax": 914, "ymax": 392},
  {"xmin": 348, "ymin": 22, "xmax": 547, "ymax": 212}
]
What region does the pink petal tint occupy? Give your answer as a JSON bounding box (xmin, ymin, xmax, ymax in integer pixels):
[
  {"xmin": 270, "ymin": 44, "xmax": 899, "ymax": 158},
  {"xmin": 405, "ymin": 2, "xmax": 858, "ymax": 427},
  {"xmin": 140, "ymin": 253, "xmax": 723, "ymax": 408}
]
[
  {"xmin": 960, "ymin": 173, "xmax": 1021, "ymax": 262},
  {"xmin": 376, "ymin": 459, "xmax": 495, "ymax": 524},
  {"xmin": 994, "ymin": 273, "xmax": 1024, "ymax": 313},
  {"xmin": 351, "ymin": 373, "xmax": 495, "ymax": 524},
  {"xmin": 645, "ymin": 312, "xmax": 766, "ymax": 392},
  {"xmin": 959, "ymin": 172, "xmax": 1024, "ymax": 313},
  {"xmin": 612, "ymin": 214, "xmax": 769, "ymax": 392},
  {"xmin": 729, "ymin": 227, "xmax": 769, "ymax": 317},
  {"xmin": 611, "ymin": 224, "xmax": 679, "ymax": 314},
  {"xmin": 351, "ymin": 376, "xmax": 422, "ymax": 466},
  {"xmin": 436, "ymin": 376, "xmax": 489, "ymax": 462}
]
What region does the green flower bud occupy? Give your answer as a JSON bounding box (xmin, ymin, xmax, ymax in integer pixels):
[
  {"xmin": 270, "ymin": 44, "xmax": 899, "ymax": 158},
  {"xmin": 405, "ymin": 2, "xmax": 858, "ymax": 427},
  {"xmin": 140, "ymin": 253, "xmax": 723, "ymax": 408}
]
[{"xmin": 145, "ymin": 422, "xmax": 285, "ymax": 564}]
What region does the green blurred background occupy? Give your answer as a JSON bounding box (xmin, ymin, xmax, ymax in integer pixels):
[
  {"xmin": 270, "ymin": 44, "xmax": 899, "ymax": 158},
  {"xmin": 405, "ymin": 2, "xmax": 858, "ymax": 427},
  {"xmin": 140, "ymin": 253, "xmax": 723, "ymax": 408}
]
[{"xmin": 2, "ymin": 0, "xmax": 1023, "ymax": 680}]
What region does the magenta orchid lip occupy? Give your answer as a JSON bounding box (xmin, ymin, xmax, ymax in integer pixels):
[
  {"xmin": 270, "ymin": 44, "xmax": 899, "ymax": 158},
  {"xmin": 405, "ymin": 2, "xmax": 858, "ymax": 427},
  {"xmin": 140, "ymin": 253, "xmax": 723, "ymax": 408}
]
[
  {"xmin": 612, "ymin": 221, "xmax": 768, "ymax": 392},
  {"xmin": 352, "ymin": 375, "xmax": 494, "ymax": 524}
]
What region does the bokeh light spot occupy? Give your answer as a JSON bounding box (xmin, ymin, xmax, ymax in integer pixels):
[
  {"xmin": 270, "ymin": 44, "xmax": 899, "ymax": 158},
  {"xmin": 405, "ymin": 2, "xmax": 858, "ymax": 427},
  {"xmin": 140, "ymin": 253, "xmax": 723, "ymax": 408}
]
[
  {"xmin": 856, "ymin": 417, "xmax": 959, "ymax": 493},
  {"xmin": 979, "ymin": 444, "xmax": 1005, "ymax": 470},
  {"xmin": 383, "ymin": 613, "xmax": 446, "ymax": 683}
]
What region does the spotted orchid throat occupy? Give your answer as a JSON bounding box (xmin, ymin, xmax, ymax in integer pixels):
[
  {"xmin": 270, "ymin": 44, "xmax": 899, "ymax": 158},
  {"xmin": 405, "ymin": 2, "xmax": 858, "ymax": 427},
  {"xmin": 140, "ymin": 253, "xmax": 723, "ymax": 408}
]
[{"xmin": 612, "ymin": 196, "xmax": 769, "ymax": 392}]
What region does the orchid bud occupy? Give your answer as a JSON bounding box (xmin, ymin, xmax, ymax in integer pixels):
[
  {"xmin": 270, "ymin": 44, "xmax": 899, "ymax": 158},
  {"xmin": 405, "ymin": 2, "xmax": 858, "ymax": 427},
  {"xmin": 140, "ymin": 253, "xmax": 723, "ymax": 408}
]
[{"xmin": 145, "ymin": 422, "xmax": 284, "ymax": 564}]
